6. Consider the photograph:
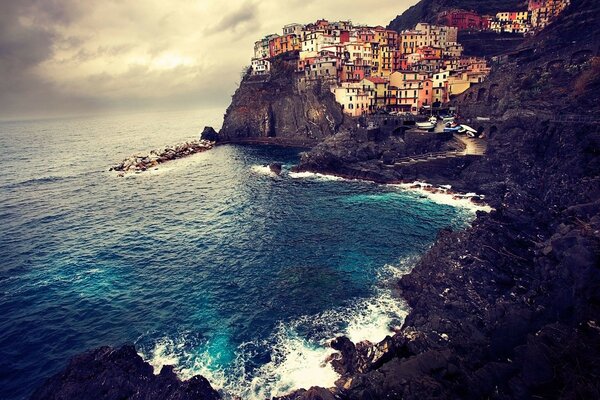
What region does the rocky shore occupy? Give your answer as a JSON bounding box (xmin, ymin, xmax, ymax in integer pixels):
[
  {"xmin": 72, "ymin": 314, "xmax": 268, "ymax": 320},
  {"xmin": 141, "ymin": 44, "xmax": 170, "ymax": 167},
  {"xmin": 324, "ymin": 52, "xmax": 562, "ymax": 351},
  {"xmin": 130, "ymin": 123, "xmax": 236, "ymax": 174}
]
[
  {"xmin": 109, "ymin": 139, "xmax": 215, "ymax": 175},
  {"xmin": 30, "ymin": 345, "xmax": 220, "ymax": 400}
]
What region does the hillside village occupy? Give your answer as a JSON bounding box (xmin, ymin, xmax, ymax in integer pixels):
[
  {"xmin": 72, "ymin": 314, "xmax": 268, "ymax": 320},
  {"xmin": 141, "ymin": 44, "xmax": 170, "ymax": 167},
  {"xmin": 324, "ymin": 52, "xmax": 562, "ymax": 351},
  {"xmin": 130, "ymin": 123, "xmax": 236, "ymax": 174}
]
[{"xmin": 250, "ymin": 0, "xmax": 570, "ymax": 117}]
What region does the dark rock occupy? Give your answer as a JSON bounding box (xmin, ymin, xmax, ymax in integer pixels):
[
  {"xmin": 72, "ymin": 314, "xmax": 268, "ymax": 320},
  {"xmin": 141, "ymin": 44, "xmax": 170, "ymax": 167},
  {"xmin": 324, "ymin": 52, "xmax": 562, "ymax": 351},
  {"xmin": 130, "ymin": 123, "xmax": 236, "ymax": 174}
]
[
  {"xmin": 269, "ymin": 163, "xmax": 283, "ymax": 175},
  {"xmin": 30, "ymin": 345, "xmax": 220, "ymax": 400},
  {"xmin": 200, "ymin": 126, "xmax": 219, "ymax": 142},
  {"xmin": 275, "ymin": 387, "xmax": 337, "ymax": 400}
]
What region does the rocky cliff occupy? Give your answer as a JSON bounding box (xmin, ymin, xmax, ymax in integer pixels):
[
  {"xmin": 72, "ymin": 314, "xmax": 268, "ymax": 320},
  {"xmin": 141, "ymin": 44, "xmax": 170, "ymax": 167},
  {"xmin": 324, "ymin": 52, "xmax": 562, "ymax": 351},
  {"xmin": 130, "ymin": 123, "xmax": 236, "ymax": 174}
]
[
  {"xmin": 288, "ymin": 0, "xmax": 600, "ymax": 398},
  {"xmin": 218, "ymin": 54, "xmax": 347, "ymax": 146}
]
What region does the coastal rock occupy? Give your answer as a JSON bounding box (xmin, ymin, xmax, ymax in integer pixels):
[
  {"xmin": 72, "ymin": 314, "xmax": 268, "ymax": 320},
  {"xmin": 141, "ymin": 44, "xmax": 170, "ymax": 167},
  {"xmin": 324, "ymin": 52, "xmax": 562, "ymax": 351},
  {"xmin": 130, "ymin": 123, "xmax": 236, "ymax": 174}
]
[
  {"xmin": 30, "ymin": 345, "xmax": 220, "ymax": 400},
  {"xmin": 275, "ymin": 387, "xmax": 337, "ymax": 400},
  {"xmin": 200, "ymin": 126, "xmax": 219, "ymax": 142},
  {"xmin": 269, "ymin": 162, "xmax": 283, "ymax": 175}
]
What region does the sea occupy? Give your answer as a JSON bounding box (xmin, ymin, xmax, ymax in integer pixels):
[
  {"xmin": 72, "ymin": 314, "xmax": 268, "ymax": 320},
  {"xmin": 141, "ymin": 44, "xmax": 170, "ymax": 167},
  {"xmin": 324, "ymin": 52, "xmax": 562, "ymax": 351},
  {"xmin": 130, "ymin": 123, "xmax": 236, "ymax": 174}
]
[{"xmin": 0, "ymin": 109, "xmax": 487, "ymax": 399}]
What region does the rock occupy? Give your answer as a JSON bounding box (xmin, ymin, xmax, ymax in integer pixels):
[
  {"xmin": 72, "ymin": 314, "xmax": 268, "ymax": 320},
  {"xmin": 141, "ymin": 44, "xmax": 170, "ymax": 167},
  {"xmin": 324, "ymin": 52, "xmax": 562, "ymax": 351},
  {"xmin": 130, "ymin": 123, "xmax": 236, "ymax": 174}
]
[
  {"xmin": 30, "ymin": 345, "xmax": 220, "ymax": 400},
  {"xmin": 275, "ymin": 387, "xmax": 337, "ymax": 400},
  {"xmin": 269, "ymin": 163, "xmax": 283, "ymax": 175},
  {"xmin": 200, "ymin": 126, "xmax": 219, "ymax": 142}
]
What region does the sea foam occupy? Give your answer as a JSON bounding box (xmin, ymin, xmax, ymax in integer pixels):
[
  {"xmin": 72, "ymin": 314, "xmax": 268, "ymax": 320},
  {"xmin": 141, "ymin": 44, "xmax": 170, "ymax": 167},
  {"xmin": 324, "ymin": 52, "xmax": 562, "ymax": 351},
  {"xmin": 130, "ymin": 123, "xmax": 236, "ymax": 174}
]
[{"xmin": 138, "ymin": 258, "xmax": 416, "ymax": 400}]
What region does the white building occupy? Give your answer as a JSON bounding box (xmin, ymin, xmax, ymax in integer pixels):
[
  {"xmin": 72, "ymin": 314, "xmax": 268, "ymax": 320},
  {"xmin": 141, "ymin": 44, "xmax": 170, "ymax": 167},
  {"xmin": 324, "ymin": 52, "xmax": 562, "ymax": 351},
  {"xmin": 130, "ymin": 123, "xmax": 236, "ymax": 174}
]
[{"xmin": 251, "ymin": 58, "xmax": 271, "ymax": 75}]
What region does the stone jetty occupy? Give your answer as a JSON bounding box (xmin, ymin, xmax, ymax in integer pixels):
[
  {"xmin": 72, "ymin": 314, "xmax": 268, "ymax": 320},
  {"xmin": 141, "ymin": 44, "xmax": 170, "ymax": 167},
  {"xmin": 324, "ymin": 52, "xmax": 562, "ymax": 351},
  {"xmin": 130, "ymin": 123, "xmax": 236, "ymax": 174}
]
[{"xmin": 110, "ymin": 139, "xmax": 215, "ymax": 174}]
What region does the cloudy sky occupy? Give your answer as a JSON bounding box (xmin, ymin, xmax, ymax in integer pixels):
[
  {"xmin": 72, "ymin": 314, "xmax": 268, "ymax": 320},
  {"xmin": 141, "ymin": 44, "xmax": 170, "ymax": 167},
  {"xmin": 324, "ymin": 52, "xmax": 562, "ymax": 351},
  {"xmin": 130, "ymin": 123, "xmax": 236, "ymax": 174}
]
[{"xmin": 0, "ymin": 0, "xmax": 417, "ymax": 120}]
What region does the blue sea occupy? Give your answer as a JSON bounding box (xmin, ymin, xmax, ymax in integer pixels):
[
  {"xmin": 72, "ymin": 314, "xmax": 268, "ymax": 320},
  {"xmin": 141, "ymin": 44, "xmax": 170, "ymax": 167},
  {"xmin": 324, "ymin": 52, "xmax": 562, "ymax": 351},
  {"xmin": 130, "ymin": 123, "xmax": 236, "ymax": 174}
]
[{"xmin": 0, "ymin": 110, "xmax": 483, "ymax": 399}]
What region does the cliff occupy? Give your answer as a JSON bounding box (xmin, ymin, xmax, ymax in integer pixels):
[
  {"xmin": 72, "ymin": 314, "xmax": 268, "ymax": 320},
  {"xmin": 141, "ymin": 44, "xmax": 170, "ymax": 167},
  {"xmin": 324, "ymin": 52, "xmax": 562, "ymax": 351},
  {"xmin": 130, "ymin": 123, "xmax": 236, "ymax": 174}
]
[
  {"xmin": 218, "ymin": 55, "xmax": 347, "ymax": 146},
  {"xmin": 288, "ymin": 0, "xmax": 600, "ymax": 398}
]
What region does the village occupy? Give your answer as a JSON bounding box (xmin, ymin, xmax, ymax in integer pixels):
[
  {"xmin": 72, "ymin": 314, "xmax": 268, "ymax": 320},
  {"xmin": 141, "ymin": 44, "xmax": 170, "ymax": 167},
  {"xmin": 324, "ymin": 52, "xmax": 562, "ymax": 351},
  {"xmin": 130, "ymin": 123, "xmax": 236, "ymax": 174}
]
[{"xmin": 250, "ymin": 0, "xmax": 570, "ymax": 118}]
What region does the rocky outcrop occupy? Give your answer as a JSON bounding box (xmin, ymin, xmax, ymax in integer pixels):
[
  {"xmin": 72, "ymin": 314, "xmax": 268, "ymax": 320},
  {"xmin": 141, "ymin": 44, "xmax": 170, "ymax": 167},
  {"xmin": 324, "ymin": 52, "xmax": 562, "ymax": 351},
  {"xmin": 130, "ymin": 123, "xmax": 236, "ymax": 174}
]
[
  {"xmin": 294, "ymin": 125, "xmax": 465, "ymax": 183},
  {"xmin": 219, "ymin": 55, "xmax": 347, "ymax": 146},
  {"xmin": 200, "ymin": 126, "xmax": 219, "ymax": 142},
  {"xmin": 30, "ymin": 345, "xmax": 220, "ymax": 400}
]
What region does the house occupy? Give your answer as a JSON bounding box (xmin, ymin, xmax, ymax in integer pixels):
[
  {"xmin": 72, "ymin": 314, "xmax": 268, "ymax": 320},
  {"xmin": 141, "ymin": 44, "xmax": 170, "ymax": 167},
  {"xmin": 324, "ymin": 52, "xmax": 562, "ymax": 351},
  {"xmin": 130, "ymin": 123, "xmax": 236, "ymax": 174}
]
[
  {"xmin": 333, "ymin": 82, "xmax": 374, "ymax": 116},
  {"xmin": 251, "ymin": 58, "xmax": 271, "ymax": 75},
  {"xmin": 340, "ymin": 62, "xmax": 367, "ymax": 83},
  {"xmin": 254, "ymin": 35, "xmax": 277, "ymax": 59},
  {"xmin": 432, "ymin": 70, "xmax": 450, "ymax": 103},
  {"xmin": 283, "ymin": 23, "xmax": 303, "ymax": 36},
  {"xmin": 400, "ymin": 31, "xmax": 426, "ymax": 55},
  {"xmin": 444, "ymin": 43, "xmax": 464, "ymax": 59},
  {"xmin": 437, "ymin": 9, "xmax": 488, "ymax": 31},
  {"xmin": 415, "ymin": 23, "xmax": 458, "ymax": 48},
  {"xmin": 419, "ymin": 78, "xmax": 434, "ymax": 107},
  {"xmin": 304, "ymin": 53, "xmax": 338, "ymax": 80},
  {"xmin": 490, "ymin": 11, "xmax": 532, "ymax": 34},
  {"xmin": 447, "ymin": 73, "xmax": 472, "ymax": 96},
  {"xmin": 390, "ymin": 71, "xmax": 424, "ymax": 113},
  {"xmin": 280, "ymin": 34, "xmax": 302, "ymax": 54},
  {"xmin": 362, "ymin": 76, "xmax": 389, "ymax": 108},
  {"xmin": 529, "ymin": 0, "xmax": 570, "ymax": 30}
]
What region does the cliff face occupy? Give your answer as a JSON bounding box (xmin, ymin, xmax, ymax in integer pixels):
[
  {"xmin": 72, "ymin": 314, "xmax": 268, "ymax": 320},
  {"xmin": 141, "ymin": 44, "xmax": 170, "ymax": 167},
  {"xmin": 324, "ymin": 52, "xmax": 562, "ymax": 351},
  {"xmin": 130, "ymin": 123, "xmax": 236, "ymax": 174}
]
[
  {"xmin": 388, "ymin": 0, "xmax": 526, "ymax": 32},
  {"xmin": 218, "ymin": 55, "xmax": 346, "ymax": 146}
]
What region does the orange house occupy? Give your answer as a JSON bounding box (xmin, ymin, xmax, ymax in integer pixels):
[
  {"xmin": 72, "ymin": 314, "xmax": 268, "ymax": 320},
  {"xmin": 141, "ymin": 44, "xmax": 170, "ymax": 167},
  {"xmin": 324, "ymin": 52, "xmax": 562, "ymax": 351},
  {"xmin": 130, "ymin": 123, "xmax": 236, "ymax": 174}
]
[{"xmin": 419, "ymin": 78, "xmax": 434, "ymax": 107}]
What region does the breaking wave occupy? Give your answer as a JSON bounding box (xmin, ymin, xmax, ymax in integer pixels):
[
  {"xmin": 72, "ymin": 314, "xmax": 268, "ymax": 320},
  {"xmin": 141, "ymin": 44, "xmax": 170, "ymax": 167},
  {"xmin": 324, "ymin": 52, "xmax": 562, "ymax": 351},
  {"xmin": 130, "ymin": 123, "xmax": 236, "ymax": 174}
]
[{"xmin": 138, "ymin": 259, "xmax": 415, "ymax": 400}]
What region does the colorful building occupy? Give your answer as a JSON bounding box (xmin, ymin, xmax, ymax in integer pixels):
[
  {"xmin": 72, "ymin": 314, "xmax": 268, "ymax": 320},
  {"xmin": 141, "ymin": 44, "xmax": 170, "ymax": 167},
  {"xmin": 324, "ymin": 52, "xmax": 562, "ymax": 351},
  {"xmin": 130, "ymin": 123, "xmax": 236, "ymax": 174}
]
[
  {"xmin": 362, "ymin": 77, "xmax": 389, "ymax": 109},
  {"xmin": 333, "ymin": 82, "xmax": 374, "ymax": 116},
  {"xmin": 437, "ymin": 9, "xmax": 489, "ymax": 31}
]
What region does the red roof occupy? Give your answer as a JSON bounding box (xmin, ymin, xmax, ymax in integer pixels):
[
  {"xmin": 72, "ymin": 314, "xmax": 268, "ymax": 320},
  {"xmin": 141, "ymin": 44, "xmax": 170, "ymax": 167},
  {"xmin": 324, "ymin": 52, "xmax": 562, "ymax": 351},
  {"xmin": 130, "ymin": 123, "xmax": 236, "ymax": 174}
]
[{"xmin": 365, "ymin": 76, "xmax": 388, "ymax": 84}]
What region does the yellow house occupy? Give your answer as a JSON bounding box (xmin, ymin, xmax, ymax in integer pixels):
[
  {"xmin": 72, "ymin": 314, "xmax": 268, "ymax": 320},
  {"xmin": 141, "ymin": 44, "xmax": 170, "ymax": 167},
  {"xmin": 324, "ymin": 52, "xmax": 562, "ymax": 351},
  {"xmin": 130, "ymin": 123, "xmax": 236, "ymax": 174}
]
[
  {"xmin": 389, "ymin": 71, "xmax": 423, "ymax": 113},
  {"xmin": 447, "ymin": 74, "xmax": 471, "ymax": 96},
  {"xmin": 361, "ymin": 77, "xmax": 389, "ymax": 109},
  {"xmin": 332, "ymin": 82, "xmax": 374, "ymax": 117}
]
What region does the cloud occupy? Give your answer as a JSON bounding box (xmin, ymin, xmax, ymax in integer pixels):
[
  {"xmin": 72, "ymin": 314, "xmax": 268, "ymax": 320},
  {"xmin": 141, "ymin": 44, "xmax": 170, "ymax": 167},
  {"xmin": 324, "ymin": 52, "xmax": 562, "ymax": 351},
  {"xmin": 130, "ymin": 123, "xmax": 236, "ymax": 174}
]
[
  {"xmin": 0, "ymin": 0, "xmax": 419, "ymax": 120},
  {"xmin": 206, "ymin": 1, "xmax": 260, "ymax": 35}
]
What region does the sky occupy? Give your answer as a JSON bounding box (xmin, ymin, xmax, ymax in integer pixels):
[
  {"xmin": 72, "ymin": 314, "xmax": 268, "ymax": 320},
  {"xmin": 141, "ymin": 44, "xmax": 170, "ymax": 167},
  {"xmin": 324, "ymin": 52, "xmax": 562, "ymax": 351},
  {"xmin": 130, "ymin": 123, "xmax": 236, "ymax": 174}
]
[{"xmin": 0, "ymin": 0, "xmax": 417, "ymax": 120}]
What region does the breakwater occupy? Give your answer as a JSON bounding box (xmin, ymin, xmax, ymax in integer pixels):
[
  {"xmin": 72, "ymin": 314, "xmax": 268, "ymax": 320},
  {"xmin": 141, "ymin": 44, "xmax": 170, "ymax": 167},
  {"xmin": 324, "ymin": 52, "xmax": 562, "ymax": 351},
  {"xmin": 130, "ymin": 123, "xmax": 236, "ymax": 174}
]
[{"xmin": 109, "ymin": 139, "xmax": 215, "ymax": 174}]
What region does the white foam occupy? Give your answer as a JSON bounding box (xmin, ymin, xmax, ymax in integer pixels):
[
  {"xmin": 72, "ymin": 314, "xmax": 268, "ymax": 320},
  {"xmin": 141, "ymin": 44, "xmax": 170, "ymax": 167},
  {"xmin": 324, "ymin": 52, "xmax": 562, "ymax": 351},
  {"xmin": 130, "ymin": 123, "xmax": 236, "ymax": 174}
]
[
  {"xmin": 245, "ymin": 330, "xmax": 339, "ymax": 398},
  {"xmin": 390, "ymin": 181, "xmax": 493, "ymax": 213},
  {"xmin": 142, "ymin": 337, "xmax": 182, "ymax": 374},
  {"xmin": 288, "ymin": 171, "xmax": 347, "ymax": 181},
  {"xmin": 251, "ymin": 165, "xmax": 278, "ymax": 177}
]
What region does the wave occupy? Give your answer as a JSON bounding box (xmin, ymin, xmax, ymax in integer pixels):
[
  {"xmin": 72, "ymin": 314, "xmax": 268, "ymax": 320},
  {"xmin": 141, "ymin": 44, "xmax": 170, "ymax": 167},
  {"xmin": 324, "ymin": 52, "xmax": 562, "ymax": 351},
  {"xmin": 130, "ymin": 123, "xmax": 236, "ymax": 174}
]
[
  {"xmin": 288, "ymin": 171, "xmax": 347, "ymax": 181},
  {"xmin": 286, "ymin": 172, "xmax": 492, "ymax": 213},
  {"xmin": 390, "ymin": 181, "xmax": 493, "ymax": 213},
  {"xmin": 137, "ymin": 258, "xmax": 416, "ymax": 400},
  {"xmin": 250, "ymin": 165, "xmax": 279, "ymax": 177}
]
